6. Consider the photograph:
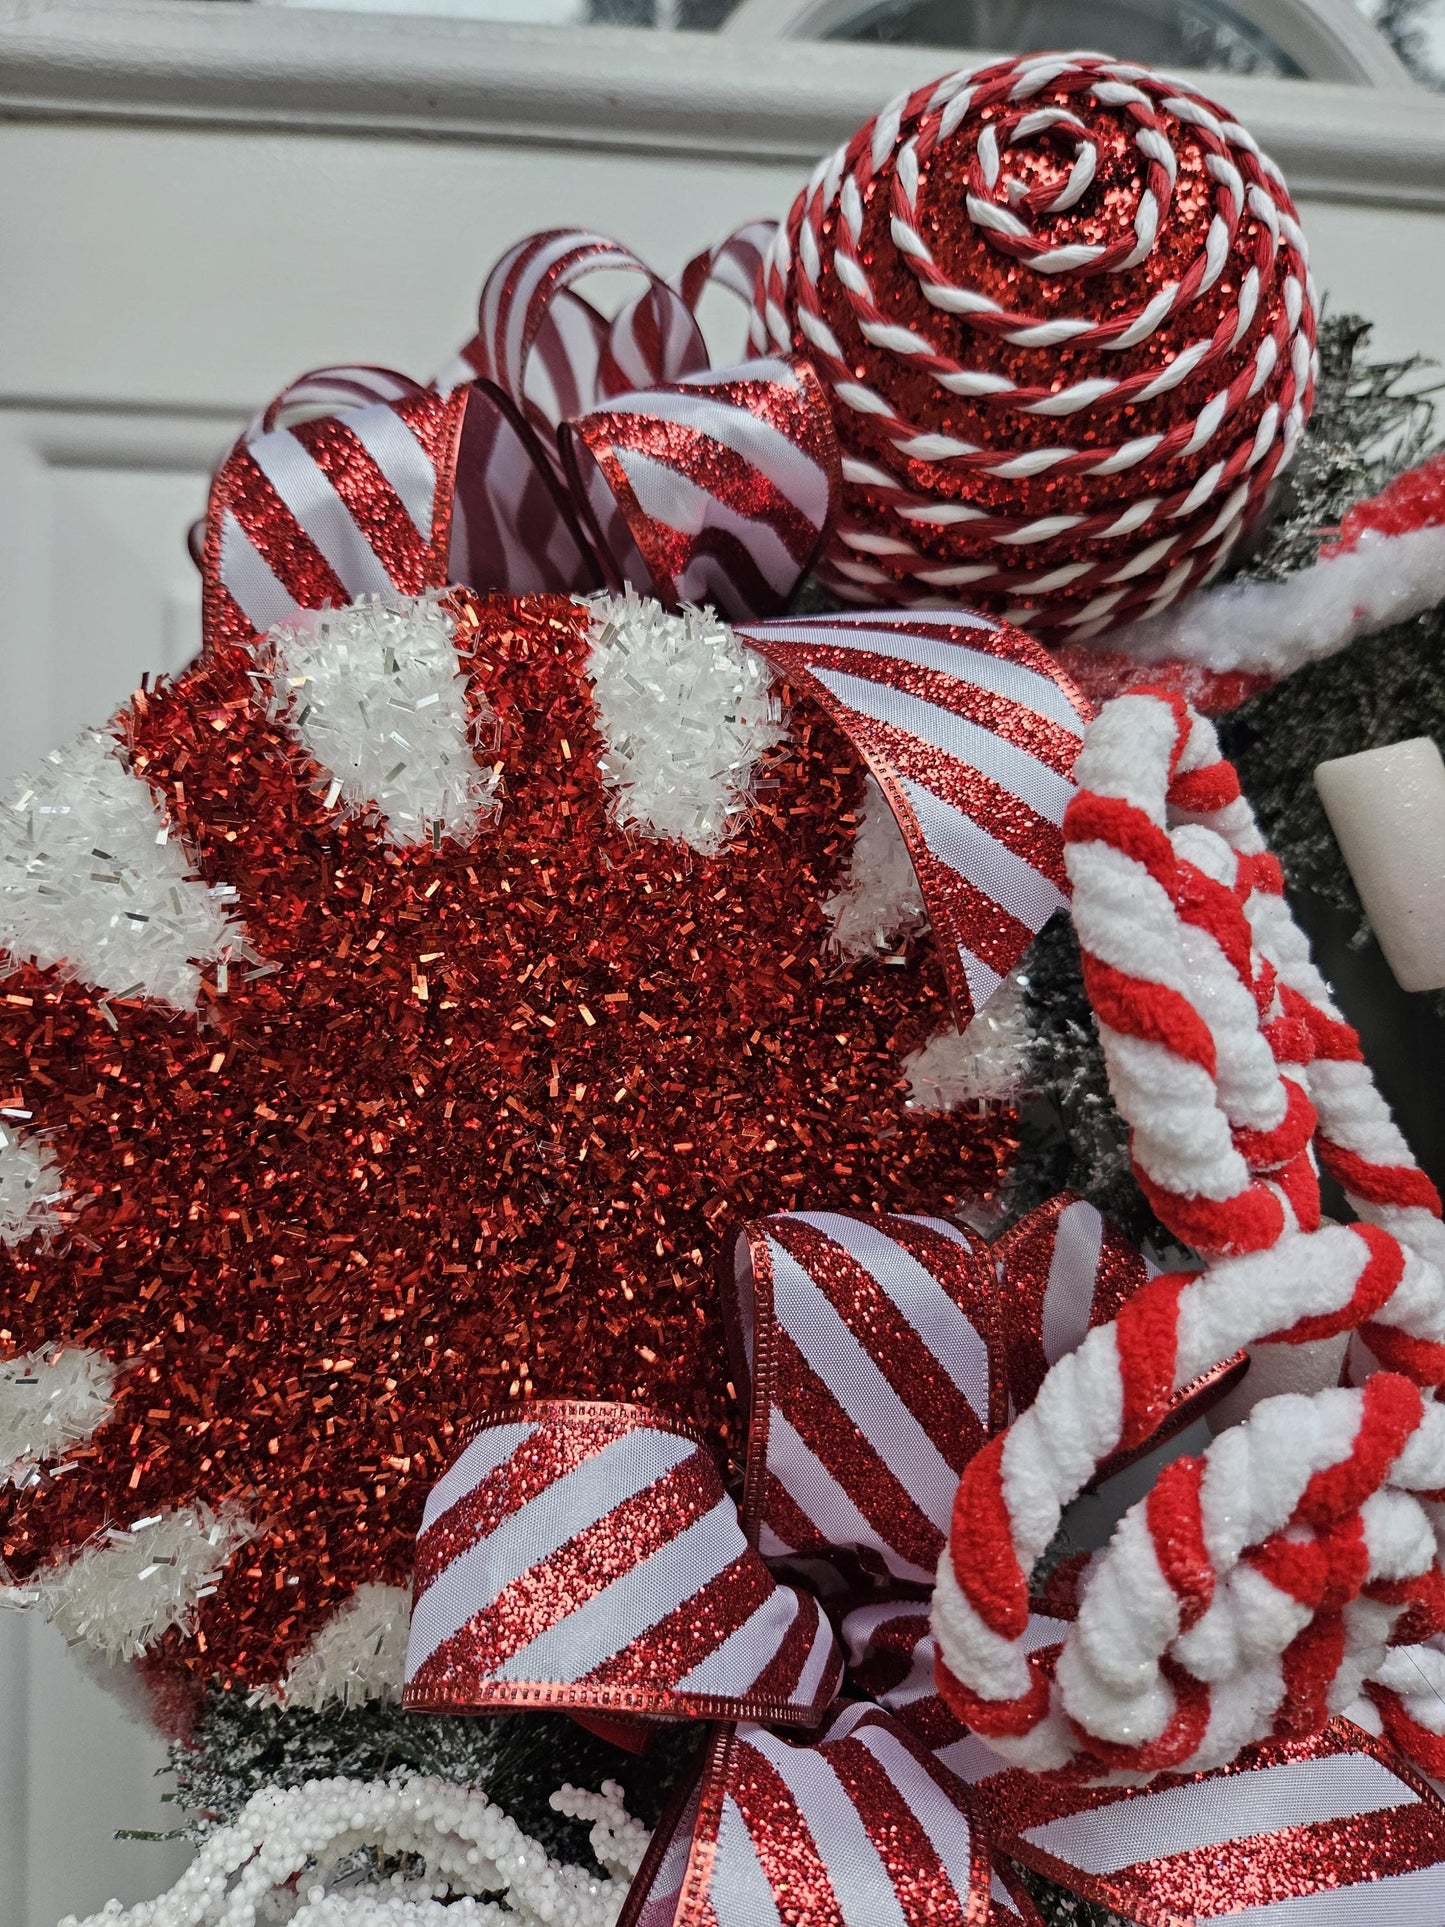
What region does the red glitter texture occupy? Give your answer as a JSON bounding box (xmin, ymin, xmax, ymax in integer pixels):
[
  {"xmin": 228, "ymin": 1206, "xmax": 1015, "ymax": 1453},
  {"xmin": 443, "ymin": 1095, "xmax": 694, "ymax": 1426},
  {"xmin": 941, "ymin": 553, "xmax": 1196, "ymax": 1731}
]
[
  {"xmin": 766, "ymin": 58, "xmax": 1315, "ymax": 638},
  {"xmin": 0, "ymin": 593, "xmax": 1013, "ymax": 1696}
]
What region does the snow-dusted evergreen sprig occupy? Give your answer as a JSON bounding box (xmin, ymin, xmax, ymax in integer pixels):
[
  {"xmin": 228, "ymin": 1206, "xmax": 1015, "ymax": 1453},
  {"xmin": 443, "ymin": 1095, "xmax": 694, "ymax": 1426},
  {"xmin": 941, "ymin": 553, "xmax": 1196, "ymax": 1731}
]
[
  {"xmin": 62, "ymin": 1773, "xmax": 647, "ymax": 1927},
  {"xmin": 0, "ymin": 1344, "xmax": 114, "ymax": 1488},
  {"xmin": 583, "ymin": 589, "xmax": 786, "ymax": 855},
  {"xmin": 264, "ymin": 591, "xmax": 498, "ymax": 847}
]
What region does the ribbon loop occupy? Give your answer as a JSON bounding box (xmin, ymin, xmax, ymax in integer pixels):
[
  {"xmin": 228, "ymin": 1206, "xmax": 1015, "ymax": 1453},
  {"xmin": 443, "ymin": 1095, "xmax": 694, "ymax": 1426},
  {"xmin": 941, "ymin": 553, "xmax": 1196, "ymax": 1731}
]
[
  {"xmin": 621, "ymin": 1704, "xmax": 997, "ymax": 1927},
  {"xmin": 402, "ymin": 1401, "xmax": 842, "ymax": 1726},
  {"xmin": 730, "ymin": 1210, "xmax": 1001, "ymax": 1599}
]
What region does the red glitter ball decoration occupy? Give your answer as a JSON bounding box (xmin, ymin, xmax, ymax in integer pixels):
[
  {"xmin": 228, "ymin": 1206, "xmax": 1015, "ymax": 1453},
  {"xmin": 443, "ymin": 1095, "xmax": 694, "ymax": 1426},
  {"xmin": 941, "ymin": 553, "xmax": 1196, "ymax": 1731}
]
[
  {"xmin": 752, "ymin": 52, "xmax": 1317, "ymax": 642},
  {"xmin": 0, "ymin": 594, "xmax": 1015, "ymax": 1697}
]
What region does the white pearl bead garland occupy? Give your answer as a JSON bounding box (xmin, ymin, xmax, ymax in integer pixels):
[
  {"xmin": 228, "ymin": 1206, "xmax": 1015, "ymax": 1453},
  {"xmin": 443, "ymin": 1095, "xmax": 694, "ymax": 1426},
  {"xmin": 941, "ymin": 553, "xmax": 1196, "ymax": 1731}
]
[{"xmin": 61, "ymin": 1773, "xmax": 649, "ymax": 1927}]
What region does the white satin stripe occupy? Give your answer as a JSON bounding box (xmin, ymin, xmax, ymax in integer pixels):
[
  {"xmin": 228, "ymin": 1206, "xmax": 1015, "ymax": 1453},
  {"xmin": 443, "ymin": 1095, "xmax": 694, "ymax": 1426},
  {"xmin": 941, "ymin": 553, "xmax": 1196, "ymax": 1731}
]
[
  {"xmin": 764, "ymin": 1409, "xmax": 937, "ymax": 1588},
  {"xmin": 676, "ymin": 1587, "xmax": 801, "ymax": 1699},
  {"xmin": 1226, "ymin": 1862, "xmax": 1445, "ymax": 1924},
  {"xmin": 857, "ymin": 1720, "xmax": 981, "ymax": 1904},
  {"xmin": 768, "ymin": 1234, "xmax": 962, "ymax": 1534},
  {"xmin": 615, "ymin": 449, "xmax": 800, "ymax": 596},
  {"xmin": 710, "ymin": 1794, "xmax": 787, "ymax": 1927},
  {"xmin": 809, "ymin": 666, "xmax": 1076, "ymax": 824},
  {"xmin": 791, "ymin": 1211, "xmax": 990, "ymax": 1422},
  {"xmin": 492, "ymin": 1495, "xmax": 744, "ymax": 1683},
  {"xmin": 900, "ymin": 775, "xmax": 1070, "ymax": 929},
  {"xmin": 746, "ymin": 1729, "xmax": 912, "ymax": 1927},
  {"xmin": 218, "ymin": 508, "xmax": 301, "ymax": 633},
  {"xmin": 405, "ymin": 1426, "xmax": 694, "ymax": 1673},
  {"xmin": 344, "ymin": 403, "xmax": 438, "ymax": 539},
  {"xmin": 1024, "ymin": 1753, "xmax": 1417, "ymax": 1874},
  {"xmin": 418, "ymin": 1423, "xmax": 537, "ymax": 1533},
  {"xmin": 245, "ymin": 427, "xmax": 395, "ymax": 598},
  {"xmin": 1042, "ymin": 1199, "xmax": 1107, "ymax": 1369},
  {"xmin": 754, "ymin": 615, "xmax": 1085, "ymax": 734}
]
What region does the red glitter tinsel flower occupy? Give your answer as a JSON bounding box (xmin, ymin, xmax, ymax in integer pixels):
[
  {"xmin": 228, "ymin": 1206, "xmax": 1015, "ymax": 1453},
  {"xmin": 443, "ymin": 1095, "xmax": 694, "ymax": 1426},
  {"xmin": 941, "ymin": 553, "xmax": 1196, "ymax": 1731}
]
[{"xmin": 0, "ymin": 592, "xmax": 1015, "ymax": 1704}]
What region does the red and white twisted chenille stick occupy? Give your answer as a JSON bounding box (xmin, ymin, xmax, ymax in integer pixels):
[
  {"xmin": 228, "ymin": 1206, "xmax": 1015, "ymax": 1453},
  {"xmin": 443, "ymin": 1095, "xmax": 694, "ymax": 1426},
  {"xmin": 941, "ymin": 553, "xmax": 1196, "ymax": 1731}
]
[{"xmin": 934, "ymin": 689, "xmax": 1445, "ymax": 1780}]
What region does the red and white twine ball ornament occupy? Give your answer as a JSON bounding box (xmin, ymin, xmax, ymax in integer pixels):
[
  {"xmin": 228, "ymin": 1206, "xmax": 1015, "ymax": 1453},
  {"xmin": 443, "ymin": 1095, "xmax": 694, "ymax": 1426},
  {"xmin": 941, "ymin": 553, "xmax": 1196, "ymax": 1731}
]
[
  {"xmin": 752, "ymin": 53, "xmax": 1317, "ymax": 642},
  {"xmin": 934, "ymin": 691, "xmax": 1445, "ymax": 1781}
]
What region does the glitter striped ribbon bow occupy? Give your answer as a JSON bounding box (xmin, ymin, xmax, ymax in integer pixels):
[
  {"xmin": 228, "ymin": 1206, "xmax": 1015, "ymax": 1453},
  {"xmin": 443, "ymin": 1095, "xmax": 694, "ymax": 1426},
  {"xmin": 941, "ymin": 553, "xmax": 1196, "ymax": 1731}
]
[
  {"xmin": 405, "ymin": 1200, "xmax": 1445, "ymax": 1924},
  {"xmin": 205, "ymin": 225, "xmax": 839, "ymax": 634}
]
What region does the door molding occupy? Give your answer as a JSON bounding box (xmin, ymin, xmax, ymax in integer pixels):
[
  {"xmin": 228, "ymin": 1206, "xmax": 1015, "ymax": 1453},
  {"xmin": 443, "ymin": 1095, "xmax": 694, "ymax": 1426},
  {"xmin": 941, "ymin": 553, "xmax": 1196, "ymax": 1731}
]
[{"xmin": 2, "ymin": 2, "xmax": 1444, "ymax": 207}]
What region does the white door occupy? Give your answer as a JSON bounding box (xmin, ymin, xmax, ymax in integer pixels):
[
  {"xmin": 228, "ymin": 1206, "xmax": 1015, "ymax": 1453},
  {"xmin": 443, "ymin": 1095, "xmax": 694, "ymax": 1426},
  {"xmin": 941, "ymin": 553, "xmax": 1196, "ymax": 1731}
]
[{"xmin": 1, "ymin": 4, "xmax": 1443, "ymax": 1921}]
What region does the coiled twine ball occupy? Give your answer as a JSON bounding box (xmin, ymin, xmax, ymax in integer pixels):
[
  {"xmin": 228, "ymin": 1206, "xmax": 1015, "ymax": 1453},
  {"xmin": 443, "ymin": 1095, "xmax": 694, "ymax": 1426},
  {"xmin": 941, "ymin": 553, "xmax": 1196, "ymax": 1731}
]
[{"xmin": 751, "ymin": 52, "xmax": 1317, "ymax": 643}]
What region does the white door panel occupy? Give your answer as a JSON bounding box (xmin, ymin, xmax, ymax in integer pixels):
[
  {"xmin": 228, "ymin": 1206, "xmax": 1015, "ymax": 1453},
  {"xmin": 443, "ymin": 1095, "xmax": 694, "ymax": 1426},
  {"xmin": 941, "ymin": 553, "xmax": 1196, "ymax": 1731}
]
[{"xmin": 2, "ymin": 20, "xmax": 1445, "ymax": 1924}]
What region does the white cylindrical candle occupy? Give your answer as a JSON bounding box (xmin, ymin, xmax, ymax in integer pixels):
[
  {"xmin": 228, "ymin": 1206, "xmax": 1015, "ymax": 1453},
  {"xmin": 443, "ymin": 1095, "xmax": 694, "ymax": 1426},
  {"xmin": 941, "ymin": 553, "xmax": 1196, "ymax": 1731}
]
[{"xmin": 1314, "ymin": 736, "xmax": 1445, "ymax": 993}]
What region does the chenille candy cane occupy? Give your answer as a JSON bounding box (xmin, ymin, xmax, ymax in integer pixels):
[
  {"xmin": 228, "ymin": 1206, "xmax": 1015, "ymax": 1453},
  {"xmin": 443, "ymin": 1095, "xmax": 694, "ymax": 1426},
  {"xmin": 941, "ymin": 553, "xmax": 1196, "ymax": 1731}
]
[{"xmin": 934, "ymin": 689, "xmax": 1445, "ymax": 1779}]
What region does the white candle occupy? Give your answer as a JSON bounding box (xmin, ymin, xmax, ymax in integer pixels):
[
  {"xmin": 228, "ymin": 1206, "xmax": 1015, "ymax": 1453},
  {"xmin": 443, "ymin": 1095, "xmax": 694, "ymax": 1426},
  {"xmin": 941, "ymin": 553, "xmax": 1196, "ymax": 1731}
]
[{"xmin": 1314, "ymin": 736, "xmax": 1445, "ymax": 993}]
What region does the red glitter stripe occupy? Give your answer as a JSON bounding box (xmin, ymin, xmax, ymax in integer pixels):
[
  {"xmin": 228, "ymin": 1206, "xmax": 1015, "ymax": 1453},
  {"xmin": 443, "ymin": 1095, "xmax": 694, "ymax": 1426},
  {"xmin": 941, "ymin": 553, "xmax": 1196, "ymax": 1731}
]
[
  {"xmin": 759, "ymin": 1467, "xmax": 828, "ymax": 1556},
  {"xmin": 410, "ymin": 1447, "xmax": 722, "ymax": 1687},
  {"xmin": 584, "ymin": 410, "xmax": 824, "ymax": 563},
  {"xmin": 770, "ymin": 1322, "xmax": 946, "ymax": 1574},
  {"xmin": 767, "ymin": 1215, "xmax": 988, "ymax": 1472},
  {"xmin": 824, "ymin": 1731, "xmax": 979, "ymax": 1925},
  {"xmin": 723, "ymin": 1740, "xmax": 849, "ymax": 1927},
  {"xmin": 743, "ymin": 1592, "xmax": 838, "ymax": 1711},
  {"xmin": 772, "ymin": 640, "xmax": 1085, "ymax": 779},
  {"xmin": 413, "ymin": 1407, "xmax": 644, "ymax": 1593},
  {"xmin": 290, "ymin": 415, "xmax": 433, "ymax": 596},
  {"xmin": 1092, "ymin": 1799, "xmax": 1445, "ymax": 1923},
  {"xmin": 837, "ymin": 704, "xmax": 1072, "ymax": 893},
  {"xmin": 222, "ymin": 450, "xmax": 350, "ymax": 610},
  {"xmin": 579, "ymin": 1551, "xmax": 775, "ymax": 1696},
  {"xmin": 912, "ymin": 849, "xmax": 1041, "ymax": 978}
]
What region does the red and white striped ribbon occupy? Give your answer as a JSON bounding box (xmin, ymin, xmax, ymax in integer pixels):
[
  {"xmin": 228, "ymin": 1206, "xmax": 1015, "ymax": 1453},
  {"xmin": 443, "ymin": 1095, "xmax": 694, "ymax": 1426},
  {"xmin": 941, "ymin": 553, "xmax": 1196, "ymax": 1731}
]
[
  {"xmin": 203, "ymin": 225, "xmax": 837, "ymax": 631},
  {"xmin": 742, "ymin": 608, "xmax": 1093, "ymax": 1022},
  {"xmin": 402, "ymin": 1401, "xmax": 841, "ymax": 1724},
  {"xmin": 730, "ymin": 1210, "xmax": 1000, "ymax": 1597},
  {"xmin": 621, "ymin": 1703, "xmax": 997, "ymax": 1927},
  {"xmin": 564, "ymin": 356, "xmax": 838, "ymax": 618},
  {"xmin": 205, "ymin": 386, "xmax": 463, "ymax": 650}
]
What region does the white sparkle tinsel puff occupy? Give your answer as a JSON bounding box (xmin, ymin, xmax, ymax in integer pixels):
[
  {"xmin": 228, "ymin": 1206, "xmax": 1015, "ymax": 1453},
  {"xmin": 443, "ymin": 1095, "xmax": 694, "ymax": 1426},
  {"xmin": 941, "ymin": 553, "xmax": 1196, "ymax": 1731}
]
[{"xmin": 63, "ymin": 1775, "xmax": 648, "ymax": 1927}]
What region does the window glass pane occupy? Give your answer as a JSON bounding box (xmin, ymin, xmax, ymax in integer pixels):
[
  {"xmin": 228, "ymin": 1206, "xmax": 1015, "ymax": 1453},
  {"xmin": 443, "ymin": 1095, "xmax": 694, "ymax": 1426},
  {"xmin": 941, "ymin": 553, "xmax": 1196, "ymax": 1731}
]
[{"xmin": 824, "ymin": 0, "xmax": 1305, "ymax": 74}]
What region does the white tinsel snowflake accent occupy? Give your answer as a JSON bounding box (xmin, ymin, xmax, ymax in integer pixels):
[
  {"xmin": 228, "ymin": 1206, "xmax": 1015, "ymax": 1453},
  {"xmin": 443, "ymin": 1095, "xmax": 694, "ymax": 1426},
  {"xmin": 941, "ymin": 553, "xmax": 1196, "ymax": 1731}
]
[
  {"xmin": 0, "ymin": 1344, "xmax": 114, "ymax": 1488},
  {"xmin": 583, "ymin": 589, "xmax": 785, "ymax": 855},
  {"xmin": 825, "ymin": 775, "xmax": 929, "ymax": 957},
  {"xmin": 276, "ymin": 1582, "xmax": 411, "ymax": 1710},
  {"xmin": 0, "ymin": 729, "xmax": 238, "ymax": 1009},
  {"xmin": 903, "ymin": 970, "xmax": 1032, "ymax": 1111},
  {"xmin": 266, "ymin": 592, "xmax": 496, "ymax": 846},
  {"xmin": 61, "ymin": 1773, "xmax": 648, "ymax": 1927},
  {"xmin": 0, "ymin": 1122, "xmax": 65, "ymax": 1245},
  {"xmin": 26, "ymin": 1503, "xmax": 254, "ymax": 1662}
]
